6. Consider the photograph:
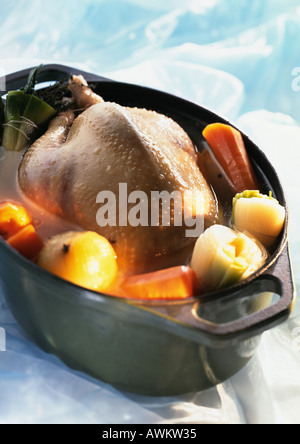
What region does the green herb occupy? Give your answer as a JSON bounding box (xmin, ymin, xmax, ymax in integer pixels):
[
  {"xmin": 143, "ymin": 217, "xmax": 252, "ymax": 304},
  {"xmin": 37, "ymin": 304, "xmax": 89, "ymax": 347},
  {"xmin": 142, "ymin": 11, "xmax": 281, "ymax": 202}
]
[
  {"xmin": 21, "ymin": 64, "xmax": 43, "ymax": 95},
  {"xmin": 36, "ymin": 78, "xmax": 73, "ymax": 112}
]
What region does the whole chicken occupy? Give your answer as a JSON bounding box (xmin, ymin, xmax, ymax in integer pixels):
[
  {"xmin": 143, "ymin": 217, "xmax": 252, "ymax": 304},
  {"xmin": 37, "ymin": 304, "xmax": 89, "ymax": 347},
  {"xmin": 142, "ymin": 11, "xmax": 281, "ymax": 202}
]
[{"xmin": 18, "ymin": 77, "xmax": 218, "ymax": 274}]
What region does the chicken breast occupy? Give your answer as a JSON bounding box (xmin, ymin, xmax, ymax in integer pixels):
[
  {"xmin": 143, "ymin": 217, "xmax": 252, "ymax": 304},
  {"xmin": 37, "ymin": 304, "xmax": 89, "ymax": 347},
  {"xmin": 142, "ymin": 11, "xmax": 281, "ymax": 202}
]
[{"xmin": 19, "ymin": 102, "xmax": 218, "ymax": 274}]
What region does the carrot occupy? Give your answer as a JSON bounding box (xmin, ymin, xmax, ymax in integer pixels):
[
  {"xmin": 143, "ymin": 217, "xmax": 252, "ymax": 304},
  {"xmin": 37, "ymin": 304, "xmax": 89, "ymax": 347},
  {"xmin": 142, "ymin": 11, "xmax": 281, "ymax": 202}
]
[
  {"xmin": 0, "ymin": 202, "xmax": 32, "ymax": 239},
  {"xmin": 121, "ymin": 266, "xmax": 200, "ymax": 300},
  {"xmin": 7, "ymin": 224, "xmax": 44, "ymax": 260},
  {"xmin": 203, "ymin": 123, "xmax": 259, "ymax": 193}
]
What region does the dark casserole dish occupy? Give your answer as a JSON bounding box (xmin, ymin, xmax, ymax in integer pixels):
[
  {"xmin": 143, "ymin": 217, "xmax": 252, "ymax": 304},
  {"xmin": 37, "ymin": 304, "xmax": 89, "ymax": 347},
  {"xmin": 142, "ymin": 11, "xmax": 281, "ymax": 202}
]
[{"xmin": 0, "ymin": 65, "xmax": 295, "ymax": 396}]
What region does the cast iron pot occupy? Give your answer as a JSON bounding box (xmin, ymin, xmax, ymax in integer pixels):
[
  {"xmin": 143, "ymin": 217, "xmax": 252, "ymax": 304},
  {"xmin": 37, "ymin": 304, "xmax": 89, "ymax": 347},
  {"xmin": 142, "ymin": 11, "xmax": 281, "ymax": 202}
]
[{"xmin": 0, "ymin": 65, "xmax": 295, "ymax": 396}]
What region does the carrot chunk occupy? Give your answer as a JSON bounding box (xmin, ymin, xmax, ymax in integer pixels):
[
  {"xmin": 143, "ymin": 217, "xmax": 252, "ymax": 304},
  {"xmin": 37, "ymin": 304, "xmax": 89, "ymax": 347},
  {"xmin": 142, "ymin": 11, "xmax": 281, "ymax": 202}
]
[
  {"xmin": 203, "ymin": 123, "xmax": 259, "ymax": 193},
  {"xmin": 0, "ymin": 202, "xmax": 32, "ymax": 238},
  {"xmin": 7, "ymin": 224, "xmax": 44, "ymax": 260},
  {"xmin": 121, "ymin": 266, "xmax": 199, "ymax": 300}
]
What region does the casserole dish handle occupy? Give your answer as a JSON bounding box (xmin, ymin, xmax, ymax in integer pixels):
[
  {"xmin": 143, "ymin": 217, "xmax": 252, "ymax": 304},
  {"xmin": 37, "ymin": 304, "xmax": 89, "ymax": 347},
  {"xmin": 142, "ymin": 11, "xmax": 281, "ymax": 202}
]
[{"xmin": 179, "ymin": 244, "xmax": 295, "ymax": 346}]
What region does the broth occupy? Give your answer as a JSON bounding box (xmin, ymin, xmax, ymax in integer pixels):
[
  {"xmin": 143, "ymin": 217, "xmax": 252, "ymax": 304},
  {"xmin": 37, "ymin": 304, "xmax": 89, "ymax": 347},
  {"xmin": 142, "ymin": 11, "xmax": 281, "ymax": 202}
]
[{"xmin": 0, "ymin": 146, "xmax": 82, "ymax": 242}]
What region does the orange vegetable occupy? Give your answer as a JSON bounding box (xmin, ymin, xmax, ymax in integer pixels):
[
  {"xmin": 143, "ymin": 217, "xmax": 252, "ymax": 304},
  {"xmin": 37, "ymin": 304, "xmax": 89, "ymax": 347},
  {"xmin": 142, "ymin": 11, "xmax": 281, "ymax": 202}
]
[
  {"xmin": 203, "ymin": 123, "xmax": 259, "ymax": 193},
  {"xmin": 7, "ymin": 224, "xmax": 44, "ymax": 260},
  {"xmin": 0, "ymin": 202, "xmax": 32, "ymax": 239},
  {"xmin": 37, "ymin": 231, "xmax": 118, "ymax": 293},
  {"xmin": 121, "ymin": 266, "xmax": 199, "ymax": 300}
]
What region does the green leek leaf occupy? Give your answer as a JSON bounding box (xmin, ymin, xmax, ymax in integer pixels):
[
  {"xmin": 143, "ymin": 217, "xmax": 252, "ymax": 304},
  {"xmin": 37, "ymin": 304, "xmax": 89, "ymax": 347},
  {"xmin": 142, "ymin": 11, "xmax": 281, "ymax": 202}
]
[
  {"xmin": 2, "ymin": 90, "xmax": 56, "ymax": 151},
  {"xmin": 21, "ymin": 64, "xmax": 43, "ymax": 95},
  {"xmin": 2, "ymin": 91, "xmax": 30, "ymax": 151},
  {"xmin": 14, "ymin": 94, "xmax": 57, "ymax": 151}
]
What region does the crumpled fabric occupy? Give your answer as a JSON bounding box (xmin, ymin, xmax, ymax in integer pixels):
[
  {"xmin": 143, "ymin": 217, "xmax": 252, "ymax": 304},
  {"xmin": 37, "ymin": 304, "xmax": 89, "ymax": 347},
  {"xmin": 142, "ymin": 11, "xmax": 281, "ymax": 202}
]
[{"xmin": 0, "ymin": 0, "xmax": 299, "ymax": 424}]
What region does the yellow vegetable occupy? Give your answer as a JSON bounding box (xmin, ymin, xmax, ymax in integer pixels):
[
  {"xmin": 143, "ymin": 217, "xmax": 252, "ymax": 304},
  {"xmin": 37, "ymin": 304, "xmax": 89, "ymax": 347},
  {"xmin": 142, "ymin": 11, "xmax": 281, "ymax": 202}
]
[
  {"xmin": 38, "ymin": 231, "xmax": 118, "ymax": 292},
  {"xmin": 232, "ymin": 190, "xmax": 286, "ymax": 248},
  {"xmin": 190, "ymin": 224, "xmax": 268, "ymax": 293}
]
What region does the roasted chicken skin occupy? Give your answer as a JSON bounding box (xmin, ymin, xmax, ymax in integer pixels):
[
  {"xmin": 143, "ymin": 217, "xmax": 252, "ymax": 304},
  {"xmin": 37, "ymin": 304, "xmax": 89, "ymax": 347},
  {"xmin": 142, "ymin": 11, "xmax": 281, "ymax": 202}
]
[{"xmin": 19, "ymin": 85, "xmax": 218, "ymax": 274}]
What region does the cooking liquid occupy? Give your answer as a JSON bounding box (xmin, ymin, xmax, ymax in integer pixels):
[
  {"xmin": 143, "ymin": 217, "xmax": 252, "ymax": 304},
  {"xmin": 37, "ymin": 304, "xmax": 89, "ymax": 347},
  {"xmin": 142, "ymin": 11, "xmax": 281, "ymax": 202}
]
[{"xmin": 0, "ymin": 146, "xmax": 83, "ymax": 241}]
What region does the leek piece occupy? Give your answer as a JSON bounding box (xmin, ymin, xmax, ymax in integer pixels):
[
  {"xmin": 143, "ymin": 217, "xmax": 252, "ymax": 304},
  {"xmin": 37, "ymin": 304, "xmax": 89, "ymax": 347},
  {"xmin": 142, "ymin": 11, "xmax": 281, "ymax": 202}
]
[
  {"xmin": 14, "ymin": 94, "xmax": 57, "ymax": 151},
  {"xmin": 2, "ymin": 90, "xmax": 56, "ymax": 151},
  {"xmin": 190, "ymin": 224, "xmax": 268, "ymax": 294},
  {"xmin": 2, "ymin": 65, "xmax": 57, "ymax": 151},
  {"xmin": 218, "ymin": 256, "xmax": 248, "ymax": 289},
  {"xmin": 232, "ymin": 190, "xmax": 286, "ymax": 248},
  {"xmin": 2, "ymin": 91, "xmax": 29, "ymax": 151}
]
